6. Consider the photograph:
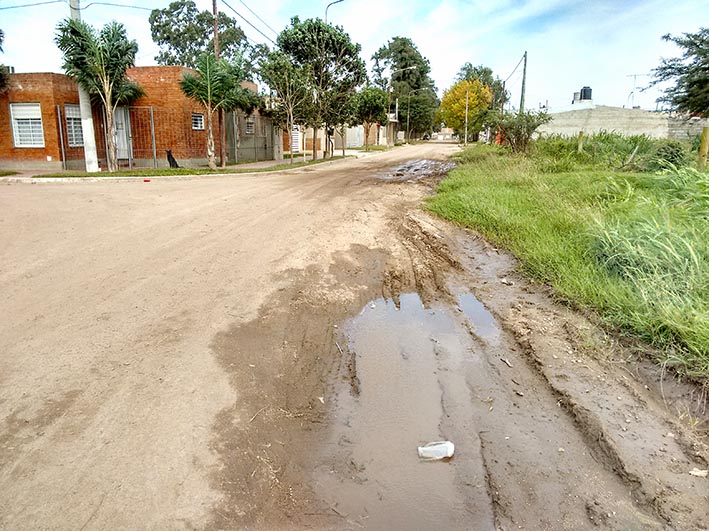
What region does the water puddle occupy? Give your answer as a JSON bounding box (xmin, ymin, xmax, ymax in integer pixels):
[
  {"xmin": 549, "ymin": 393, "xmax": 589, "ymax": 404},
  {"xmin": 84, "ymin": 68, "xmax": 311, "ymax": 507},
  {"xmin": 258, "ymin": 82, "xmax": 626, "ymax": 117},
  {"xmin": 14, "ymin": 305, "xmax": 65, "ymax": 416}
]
[
  {"xmin": 313, "ymin": 293, "xmax": 495, "ymax": 529},
  {"xmin": 377, "ymin": 159, "xmax": 456, "ymax": 181},
  {"xmin": 457, "ymin": 293, "xmax": 501, "ymax": 346}
]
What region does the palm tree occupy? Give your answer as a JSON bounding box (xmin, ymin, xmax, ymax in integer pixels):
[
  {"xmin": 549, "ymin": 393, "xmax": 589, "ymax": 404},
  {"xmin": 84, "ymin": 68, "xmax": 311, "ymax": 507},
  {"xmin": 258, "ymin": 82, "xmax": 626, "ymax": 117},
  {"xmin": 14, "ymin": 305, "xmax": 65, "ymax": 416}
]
[
  {"xmin": 55, "ymin": 19, "xmax": 140, "ymax": 172},
  {"xmin": 180, "ymin": 53, "xmax": 260, "ymax": 169}
]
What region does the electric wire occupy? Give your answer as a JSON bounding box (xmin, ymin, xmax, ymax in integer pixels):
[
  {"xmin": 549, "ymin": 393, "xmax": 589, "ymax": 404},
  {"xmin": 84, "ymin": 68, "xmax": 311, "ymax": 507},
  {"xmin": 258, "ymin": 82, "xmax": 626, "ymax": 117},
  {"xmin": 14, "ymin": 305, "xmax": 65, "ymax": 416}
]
[
  {"xmin": 79, "ymin": 2, "xmax": 152, "ymax": 10},
  {"xmin": 220, "ymin": 0, "xmax": 276, "ymax": 46},
  {"xmin": 504, "ymin": 53, "xmax": 525, "ymax": 83},
  {"xmin": 234, "ymin": 0, "xmax": 278, "ymax": 36},
  {"xmin": 0, "ymin": 0, "xmax": 65, "ymax": 10}
]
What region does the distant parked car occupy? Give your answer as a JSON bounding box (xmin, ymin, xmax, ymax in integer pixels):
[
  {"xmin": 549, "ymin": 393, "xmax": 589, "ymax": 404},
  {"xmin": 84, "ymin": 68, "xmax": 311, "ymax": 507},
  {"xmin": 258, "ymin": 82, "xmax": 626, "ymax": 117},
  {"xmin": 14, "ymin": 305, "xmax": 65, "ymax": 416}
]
[{"xmin": 422, "ymin": 133, "xmax": 430, "ymax": 140}]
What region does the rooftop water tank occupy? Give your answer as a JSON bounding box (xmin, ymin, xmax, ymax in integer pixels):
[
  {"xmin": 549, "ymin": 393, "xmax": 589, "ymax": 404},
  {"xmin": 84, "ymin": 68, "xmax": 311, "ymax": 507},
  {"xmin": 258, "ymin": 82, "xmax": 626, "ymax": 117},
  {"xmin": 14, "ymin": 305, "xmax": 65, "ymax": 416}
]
[{"xmin": 580, "ymin": 86, "xmax": 592, "ymax": 101}]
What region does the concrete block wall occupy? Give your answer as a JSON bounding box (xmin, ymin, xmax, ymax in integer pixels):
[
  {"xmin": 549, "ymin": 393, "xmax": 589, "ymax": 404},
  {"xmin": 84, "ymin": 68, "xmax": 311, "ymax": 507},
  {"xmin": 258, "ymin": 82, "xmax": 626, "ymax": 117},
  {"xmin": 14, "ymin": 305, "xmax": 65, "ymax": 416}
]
[
  {"xmin": 668, "ymin": 116, "xmax": 709, "ymax": 141},
  {"xmin": 539, "ymin": 105, "xmax": 669, "ymax": 138}
]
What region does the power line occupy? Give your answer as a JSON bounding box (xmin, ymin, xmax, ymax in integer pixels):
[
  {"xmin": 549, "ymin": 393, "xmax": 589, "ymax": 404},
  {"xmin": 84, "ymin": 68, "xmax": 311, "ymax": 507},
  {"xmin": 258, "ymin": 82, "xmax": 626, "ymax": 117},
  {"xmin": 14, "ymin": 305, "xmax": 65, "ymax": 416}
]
[
  {"xmin": 0, "ymin": 0, "xmax": 65, "ymax": 10},
  {"xmin": 504, "ymin": 53, "xmax": 525, "ymax": 83},
  {"xmin": 234, "ymin": 0, "xmax": 278, "ymax": 36},
  {"xmin": 79, "ymin": 1, "xmax": 152, "ymax": 10},
  {"xmin": 220, "ymin": 0, "xmax": 276, "ymax": 46}
]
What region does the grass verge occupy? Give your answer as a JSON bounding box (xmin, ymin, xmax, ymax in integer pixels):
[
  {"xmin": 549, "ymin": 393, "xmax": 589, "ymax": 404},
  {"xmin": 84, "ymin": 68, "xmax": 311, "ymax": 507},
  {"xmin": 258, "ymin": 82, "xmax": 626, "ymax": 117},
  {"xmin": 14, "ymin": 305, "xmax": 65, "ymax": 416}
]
[
  {"xmin": 427, "ymin": 144, "xmax": 708, "ymax": 378},
  {"xmin": 0, "ymin": 171, "xmax": 19, "ymax": 177},
  {"xmin": 33, "ymin": 156, "xmax": 344, "ymax": 178}
]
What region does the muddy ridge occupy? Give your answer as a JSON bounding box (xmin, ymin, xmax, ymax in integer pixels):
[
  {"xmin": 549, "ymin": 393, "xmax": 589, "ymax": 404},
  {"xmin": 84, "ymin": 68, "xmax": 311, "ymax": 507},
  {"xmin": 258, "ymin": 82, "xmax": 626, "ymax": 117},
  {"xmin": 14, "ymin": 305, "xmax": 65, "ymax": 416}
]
[{"xmin": 208, "ymin": 193, "xmax": 708, "ymax": 530}]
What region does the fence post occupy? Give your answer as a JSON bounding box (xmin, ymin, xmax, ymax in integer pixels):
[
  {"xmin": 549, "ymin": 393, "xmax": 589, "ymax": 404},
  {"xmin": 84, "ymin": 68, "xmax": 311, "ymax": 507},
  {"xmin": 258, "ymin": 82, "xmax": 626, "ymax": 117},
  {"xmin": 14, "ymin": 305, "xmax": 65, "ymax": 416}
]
[
  {"xmin": 699, "ymin": 127, "xmax": 709, "ymax": 170},
  {"xmin": 126, "ymin": 108, "xmax": 133, "ymax": 170},
  {"xmin": 150, "ymin": 106, "xmax": 157, "ymax": 168},
  {"xmin": 577, "ymin": 130, "xmax": 584, "ymax": 154},
  {"xmin": 57, "ymin": 105, "xmax": 67, "ymax": 171}
]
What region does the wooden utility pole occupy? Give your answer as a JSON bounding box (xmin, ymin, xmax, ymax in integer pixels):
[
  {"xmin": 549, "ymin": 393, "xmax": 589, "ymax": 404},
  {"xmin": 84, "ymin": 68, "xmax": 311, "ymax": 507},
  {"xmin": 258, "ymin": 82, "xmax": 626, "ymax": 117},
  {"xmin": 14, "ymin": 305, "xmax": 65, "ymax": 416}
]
[
  {"xmin": 519, "ymin": 51, "xmax": 527, "ymax": 114},
  {"xmin": 464, "ymin": 89, "xmax": 469, "ymax": 146},
  {"xmin": 699, "ymin": 127, "xmax": 709, "ymax": 170},
  {"xmin": 212, "ymin": 0, "xmax": 219, "ymax": 58},
  {"xmin": 213, "ymin": 0, "xmax": 227, "ymax": 167},
  {"xmin": 69, "ymin": 0, "xmax": 100, "ymax": 172}
]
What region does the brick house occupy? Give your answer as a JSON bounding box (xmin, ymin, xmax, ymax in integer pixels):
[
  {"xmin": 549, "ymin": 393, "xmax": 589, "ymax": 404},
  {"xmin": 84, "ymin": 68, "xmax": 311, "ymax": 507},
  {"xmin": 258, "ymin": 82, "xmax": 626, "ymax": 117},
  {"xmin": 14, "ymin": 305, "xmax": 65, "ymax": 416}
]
[
  {"xmin": 0, "ymin": 73, "xmax": 85, "ymax": 170},
  {"xmin": 0, "ymin": 66, "xmax": 279, "ymax": 171}
]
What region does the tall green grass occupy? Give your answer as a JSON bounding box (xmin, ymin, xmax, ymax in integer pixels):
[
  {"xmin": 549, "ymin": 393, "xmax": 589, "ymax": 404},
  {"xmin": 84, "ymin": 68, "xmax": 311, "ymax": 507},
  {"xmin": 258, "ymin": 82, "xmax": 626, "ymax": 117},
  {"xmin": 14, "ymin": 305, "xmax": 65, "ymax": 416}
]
[{"xmin": 428, "ymin": 144, "xmax": 708, "ymax": 378}]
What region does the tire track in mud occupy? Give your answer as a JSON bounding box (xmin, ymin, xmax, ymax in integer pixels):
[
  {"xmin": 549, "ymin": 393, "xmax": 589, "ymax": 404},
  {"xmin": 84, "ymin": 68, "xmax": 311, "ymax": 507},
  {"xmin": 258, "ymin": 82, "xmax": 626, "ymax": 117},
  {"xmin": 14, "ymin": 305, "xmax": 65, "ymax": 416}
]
[{"xmin": 205, "ymin": 164, "xmax": 708, "ymax": 530}]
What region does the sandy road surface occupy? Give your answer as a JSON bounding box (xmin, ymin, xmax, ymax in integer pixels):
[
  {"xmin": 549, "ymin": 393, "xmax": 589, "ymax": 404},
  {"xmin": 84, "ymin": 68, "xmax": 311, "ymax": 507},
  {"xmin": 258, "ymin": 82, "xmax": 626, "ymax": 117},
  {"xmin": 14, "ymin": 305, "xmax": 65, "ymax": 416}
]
[{"xmin": 1, "ymin": 143, "xmax": 707, "ymax": 530}]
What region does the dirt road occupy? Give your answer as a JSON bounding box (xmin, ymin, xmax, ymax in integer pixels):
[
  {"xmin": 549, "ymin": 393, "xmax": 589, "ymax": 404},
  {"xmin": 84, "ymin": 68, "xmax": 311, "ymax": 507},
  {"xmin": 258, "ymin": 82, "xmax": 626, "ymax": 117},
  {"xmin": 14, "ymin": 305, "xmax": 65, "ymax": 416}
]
[{"xmin": 1, "ymin": 144, "xmax": 707, "ymax": 530}]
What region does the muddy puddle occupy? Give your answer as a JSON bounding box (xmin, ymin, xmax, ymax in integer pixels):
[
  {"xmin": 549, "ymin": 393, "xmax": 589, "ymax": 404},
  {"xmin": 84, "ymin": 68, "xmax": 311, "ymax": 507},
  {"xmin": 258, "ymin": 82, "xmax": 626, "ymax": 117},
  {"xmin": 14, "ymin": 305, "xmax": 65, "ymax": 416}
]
[
  {"xmin": 313, "ymin": 292, "xmax": 497, "ymax": 530},
  {"xmin": 377, "ymin": 159, "xmax": 456, "ymax": 182}
]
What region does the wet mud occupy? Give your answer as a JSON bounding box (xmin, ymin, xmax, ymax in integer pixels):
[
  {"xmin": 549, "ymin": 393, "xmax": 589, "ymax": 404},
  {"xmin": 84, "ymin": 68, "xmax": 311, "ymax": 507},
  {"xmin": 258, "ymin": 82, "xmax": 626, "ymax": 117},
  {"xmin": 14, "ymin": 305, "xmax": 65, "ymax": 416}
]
[
  {"xmin": 377, "ymin": 159, "xmax": 457, "ymax": 183},
  {"xmin": 207, "ymin": 159, "xmax": 709, "ymax": 530}
]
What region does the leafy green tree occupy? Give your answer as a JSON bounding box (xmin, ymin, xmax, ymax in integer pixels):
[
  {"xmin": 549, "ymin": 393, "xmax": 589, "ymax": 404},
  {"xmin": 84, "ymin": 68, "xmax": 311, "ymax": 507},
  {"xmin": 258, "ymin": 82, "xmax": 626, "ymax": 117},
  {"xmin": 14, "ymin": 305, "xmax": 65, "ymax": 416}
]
[
  {"xmin": 489, "ymin": 109, "xmax": 552, "ymax": 153},
  {"xmin": 180, "ymin": 53, "xmax": 259, "ymax": 169},
  {"xmin": 372, "ymin": 37, "xmax": 438, "ymax": 137},
  {"xmin": 440, "ymin": 79, "xmax": 491, "ymax": 138},
  {"xmin": 0, "ymin": 29, "xmax": 8, "ymax": 93},
  {"xmin": 651, "ymin": 27, "xmax": 709, "ymax": 116},
  {"xmin": 456, "ymin": 63, "xmax": 507, "ymax": 111},
  {"xmin": 278, "ymin": 17, "xmax": 366, "ymax": 159},
  {"xmin": 149, "ymin": 0, "xmax": 249, "ymax": 70},
  {"xmin": 354, "ymin": 86, "xmax": 388, "ymax": 150},
  {"xmin": 55, "ymin": 19, "xmax": 140, "ymax": 172},
  {"xmin": 259, "ymin": 50, "xmax": 313, "ymax": 164}
]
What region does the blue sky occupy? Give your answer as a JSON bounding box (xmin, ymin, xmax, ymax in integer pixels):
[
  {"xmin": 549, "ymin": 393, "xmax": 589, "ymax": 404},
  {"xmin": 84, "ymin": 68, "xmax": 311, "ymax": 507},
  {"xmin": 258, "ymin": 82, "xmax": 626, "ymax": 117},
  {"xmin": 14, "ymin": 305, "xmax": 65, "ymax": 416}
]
[{"xmin": 0, "ymin": 0, "xmax": 704, "ymax": 110}]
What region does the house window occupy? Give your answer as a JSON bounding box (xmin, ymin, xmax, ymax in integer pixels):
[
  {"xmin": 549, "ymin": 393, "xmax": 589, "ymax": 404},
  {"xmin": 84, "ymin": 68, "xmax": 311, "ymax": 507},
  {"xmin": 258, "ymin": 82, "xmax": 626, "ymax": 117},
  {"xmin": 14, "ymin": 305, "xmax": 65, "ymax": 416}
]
[
  {"xmin": 10, "ymin": 103, "xmax": 44, "ymax": 147},
  {"xmin": 65, "ymin": 104, "xmax": 84, "ymax": 147},
  {"xmin": 192, "ymin": 113, "xmax": 204, "ymax": 130},
  {"xmin": 245, "ymin": 117, "xmax": 255, "ymax": 134}
]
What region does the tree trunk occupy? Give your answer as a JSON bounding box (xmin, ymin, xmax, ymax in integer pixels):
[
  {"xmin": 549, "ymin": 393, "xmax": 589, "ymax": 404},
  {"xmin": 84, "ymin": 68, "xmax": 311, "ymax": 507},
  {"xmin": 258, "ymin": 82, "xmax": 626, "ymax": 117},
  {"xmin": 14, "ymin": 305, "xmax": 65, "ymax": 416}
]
[
  {"xmin": 219, "ymin": 109, "xmax": 226, "ymax": 168},
  {"xmin": 341, "ymin": 126, "xmax": 345, "ymax": 158},
  {"xmin": 312, "ymin": 126, "xmax": 318, "ymax": 161},
  {"xmin": 206, "ymin": 109, "xmax": 217, "ymax": 170},
  {"xmin": 287, "ymin": 114, "xmax": 294, "ymax": 165},
  {"xmin": 105, "ymin": 105, "xmax": 118, "ymax": 172},
  {"xmin": 364, "ymin": 122, "xmax": 371, "ymax": 151}
]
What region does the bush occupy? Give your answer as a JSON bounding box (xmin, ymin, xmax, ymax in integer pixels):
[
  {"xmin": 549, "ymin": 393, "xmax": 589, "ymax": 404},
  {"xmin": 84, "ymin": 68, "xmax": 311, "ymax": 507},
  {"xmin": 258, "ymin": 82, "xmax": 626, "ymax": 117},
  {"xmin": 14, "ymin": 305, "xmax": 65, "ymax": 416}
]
[
  {"xmin": 646, "ymin": 139, "xmax": 688, "ymax": 171},
  {"xmin": 489, "ymin": 110, "xmax": 552, "ymax": 153}
]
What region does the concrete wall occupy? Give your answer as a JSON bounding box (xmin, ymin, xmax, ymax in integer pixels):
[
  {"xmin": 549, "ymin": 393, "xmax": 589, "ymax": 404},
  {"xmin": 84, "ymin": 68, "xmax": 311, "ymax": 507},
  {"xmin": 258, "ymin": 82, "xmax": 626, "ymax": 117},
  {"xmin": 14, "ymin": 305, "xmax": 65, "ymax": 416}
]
[{"xmin": 539, "ymin": 105, "xmax": 669, "ymax": 138}]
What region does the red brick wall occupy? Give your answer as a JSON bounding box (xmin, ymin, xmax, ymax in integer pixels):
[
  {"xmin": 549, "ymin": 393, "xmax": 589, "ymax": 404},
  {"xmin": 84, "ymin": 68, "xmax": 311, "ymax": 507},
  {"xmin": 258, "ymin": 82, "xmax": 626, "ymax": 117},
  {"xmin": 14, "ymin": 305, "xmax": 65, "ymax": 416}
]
[
  {"xmin": 0, "ymin": 73, "xmax": 82, "ymax": 164},
  {"xmin": 124, "ymin": 66, "xmax": 220, "ymax": 162}
]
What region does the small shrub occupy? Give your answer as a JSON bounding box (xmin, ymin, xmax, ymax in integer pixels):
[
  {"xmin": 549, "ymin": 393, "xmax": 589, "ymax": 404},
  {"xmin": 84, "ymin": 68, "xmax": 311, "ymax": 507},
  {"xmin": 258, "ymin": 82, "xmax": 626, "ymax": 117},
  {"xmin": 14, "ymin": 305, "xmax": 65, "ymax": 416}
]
[{"xmin": 646, "ymin": 140, "xmax": 688, "ymax": 171}]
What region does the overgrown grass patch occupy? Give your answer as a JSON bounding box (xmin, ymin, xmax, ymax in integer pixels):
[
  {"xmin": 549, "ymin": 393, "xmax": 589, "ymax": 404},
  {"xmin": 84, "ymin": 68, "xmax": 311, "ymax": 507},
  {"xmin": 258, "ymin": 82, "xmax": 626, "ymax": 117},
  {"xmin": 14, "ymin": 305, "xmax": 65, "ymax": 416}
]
[
  {"xmin": 0, "ymin": 171, "xmax": 19, "ymax": 177},
  {"xmin": 428, "ymin": 144, "xmax": 708, "ymax": 378},
  {"xmin": 34, "ymin": 156, "xmax": 343, "ymax": 178}
]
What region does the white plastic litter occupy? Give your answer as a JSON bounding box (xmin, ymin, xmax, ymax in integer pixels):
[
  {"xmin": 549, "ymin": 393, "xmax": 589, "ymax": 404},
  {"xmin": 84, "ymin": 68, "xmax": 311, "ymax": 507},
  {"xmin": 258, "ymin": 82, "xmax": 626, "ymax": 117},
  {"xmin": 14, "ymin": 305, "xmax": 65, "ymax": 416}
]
[{"xmin": 417, "ymin": 441, "xmax": 455, "ymax": 460}]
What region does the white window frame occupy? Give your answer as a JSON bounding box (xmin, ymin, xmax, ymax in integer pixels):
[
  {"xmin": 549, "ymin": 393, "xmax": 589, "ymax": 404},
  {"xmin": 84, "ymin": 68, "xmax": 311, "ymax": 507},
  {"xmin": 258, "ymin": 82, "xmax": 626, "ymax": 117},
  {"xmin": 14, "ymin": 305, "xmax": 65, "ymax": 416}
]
[
  {"xmin": 191, "ymin": 113, "xmax": 205, "ymax": 130},
  {"xmin": 245, "ymin": 117, "xmax": 255, "ymax": 135},
  {"xmin": 65, "ymin": 104, "xmax": 84, "ymax": 147},
  {"xmin": 10, "ymin": 103, "xmax": 45, "ymax": 148}
]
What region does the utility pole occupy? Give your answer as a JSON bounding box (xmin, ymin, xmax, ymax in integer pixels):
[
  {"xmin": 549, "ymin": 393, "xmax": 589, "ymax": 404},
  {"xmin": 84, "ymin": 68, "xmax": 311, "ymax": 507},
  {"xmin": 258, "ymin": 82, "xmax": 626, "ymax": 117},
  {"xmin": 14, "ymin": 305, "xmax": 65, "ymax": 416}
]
[
  {"xmin": 212, "ymin": 0, "xmax": 219, "ymax": 58},
  {"xmin": 519, "ymin": 51, "xmax": 527, "ymax": 114},
  {"xmin": 69, "ymin": 0, "xmax": 99, "ymax": 172},
  {"xmin": 464, "ymin": 89, "xmax": 469, "ymax": 146},
  {"xmin": 213, "ymin": 0, "xmax": 226, "ymax": 167}
]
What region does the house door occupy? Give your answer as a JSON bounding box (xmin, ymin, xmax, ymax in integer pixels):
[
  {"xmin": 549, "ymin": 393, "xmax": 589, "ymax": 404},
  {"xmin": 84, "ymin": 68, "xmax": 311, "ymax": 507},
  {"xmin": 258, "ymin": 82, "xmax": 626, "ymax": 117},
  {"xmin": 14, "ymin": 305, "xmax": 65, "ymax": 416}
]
[{"xmin": 114, "ymin": 107, "xmax": 131, "ymax": 159}]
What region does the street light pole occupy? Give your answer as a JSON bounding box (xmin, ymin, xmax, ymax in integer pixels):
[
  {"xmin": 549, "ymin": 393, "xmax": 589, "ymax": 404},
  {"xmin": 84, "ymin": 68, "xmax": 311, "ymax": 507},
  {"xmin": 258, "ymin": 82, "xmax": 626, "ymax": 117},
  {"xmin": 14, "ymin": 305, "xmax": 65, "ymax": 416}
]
[
  {"xmin": 69, "ymin": 0, "xmax": 99, "ymax": 172},
  {"xmin": 325, "ymin": 0, "xmax": 344, "ymax": 23},
  {"xmin": 386, "ymin": 65, "xmax": 417, "ymax": 145}
]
